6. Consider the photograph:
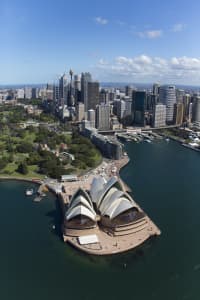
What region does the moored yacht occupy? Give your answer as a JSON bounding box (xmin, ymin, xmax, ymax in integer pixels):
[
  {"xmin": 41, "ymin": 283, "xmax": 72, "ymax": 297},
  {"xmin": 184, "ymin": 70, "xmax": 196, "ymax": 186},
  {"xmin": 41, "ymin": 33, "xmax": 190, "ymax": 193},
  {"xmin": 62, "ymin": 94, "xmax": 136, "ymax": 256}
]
[{"xmin": 25, "ymin": 189, "xmax": 34, "ymax": 196}]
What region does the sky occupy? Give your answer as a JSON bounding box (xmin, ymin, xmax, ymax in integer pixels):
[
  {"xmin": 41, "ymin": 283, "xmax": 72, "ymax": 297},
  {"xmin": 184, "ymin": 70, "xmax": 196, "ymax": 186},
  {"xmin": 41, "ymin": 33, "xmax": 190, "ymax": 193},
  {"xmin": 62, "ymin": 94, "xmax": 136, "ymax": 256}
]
[{"xmin": 1, "ymin": 0, "xmax": 200, "ymax": 85}]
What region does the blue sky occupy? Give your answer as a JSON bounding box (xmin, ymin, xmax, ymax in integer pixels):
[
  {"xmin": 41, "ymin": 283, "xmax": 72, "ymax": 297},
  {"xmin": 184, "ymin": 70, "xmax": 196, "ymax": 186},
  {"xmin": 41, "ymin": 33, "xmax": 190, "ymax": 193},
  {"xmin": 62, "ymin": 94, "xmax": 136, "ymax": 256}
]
[{"xmin": 1, "ymin": 0, "xmax": 200, "ymax": 84}]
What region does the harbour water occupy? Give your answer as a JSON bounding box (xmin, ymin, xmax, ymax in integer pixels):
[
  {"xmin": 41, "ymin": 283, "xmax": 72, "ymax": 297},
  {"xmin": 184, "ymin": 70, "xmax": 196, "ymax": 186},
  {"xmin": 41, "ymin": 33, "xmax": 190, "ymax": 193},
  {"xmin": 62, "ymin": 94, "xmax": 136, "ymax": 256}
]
[{"xmin": 0, "ymin": 140, "xmax": 200, "ymax": 300}]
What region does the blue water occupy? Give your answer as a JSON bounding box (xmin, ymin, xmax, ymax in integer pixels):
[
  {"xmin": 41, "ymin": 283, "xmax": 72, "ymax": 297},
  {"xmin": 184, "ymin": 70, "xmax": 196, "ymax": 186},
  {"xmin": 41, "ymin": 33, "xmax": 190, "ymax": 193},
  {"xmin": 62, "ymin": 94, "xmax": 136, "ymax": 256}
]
[{"xmin": 0, "ymin": 140, "xmax": 200, "ymax": 300}]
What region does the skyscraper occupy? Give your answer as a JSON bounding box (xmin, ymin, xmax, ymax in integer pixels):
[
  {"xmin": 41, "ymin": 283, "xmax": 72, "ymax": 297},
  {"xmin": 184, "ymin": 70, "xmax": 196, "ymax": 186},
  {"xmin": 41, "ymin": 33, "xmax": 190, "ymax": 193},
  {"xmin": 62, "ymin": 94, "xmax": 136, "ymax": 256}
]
[
  {"xmin": 59, "ymin": 73, "xmax": 68, "ymax": 105},
  {"xmin": 173, "ymin": 103, "xmax": 184, "ymax": 125},
  {"xmin": 87, "ymin": 109, "xmax": 96, "ymax": 128},
  {"xmin": 153, "ymin": 103, "xmax": 166, "ymax": 128},
  {"xmin": 96, "ymin": 103, "xmax": 110, "ymax": 130},
  {"xmin": 133, "ymin": 91, "xmax": 147, "ymax": 126},
  {"xmin": 159, "ymin": 85, "xmax": 176, "ymax": 124},
  {"xmin": 87, "ymin": 81, "xmax": 100, "ymax": 111},
  {"xmin": 81, "ymin": 72, "xmax": 92, "ymax": 109},
  {"xmin": 76, "ymin": 102, "xmax": 85, "ymax": 122},
  {"xmin": 192, "ymin": 96, "xmax": 200, "ymax": 122}
]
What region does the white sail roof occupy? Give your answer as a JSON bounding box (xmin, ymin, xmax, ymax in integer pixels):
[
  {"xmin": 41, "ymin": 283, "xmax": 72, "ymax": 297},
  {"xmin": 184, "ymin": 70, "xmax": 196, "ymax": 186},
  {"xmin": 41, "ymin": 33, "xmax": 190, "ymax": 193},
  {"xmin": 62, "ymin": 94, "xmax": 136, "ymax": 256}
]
[
  {"xmin": 99, "ymin": 188, "xmax": 126, "ymax": 214},
  {"xmin": 67, "ymin": 195, "xmax": 96, "ymax": 216},
  {"xmin": 70, "ymin": 188, "xmax": 93, "ymax": 207},
  {"xmin": 90, "ymin": 176, "xmax": 107, "ymax": 203},
  {"xmin": 96, "ymin": 177, "xmax": 124, "ymax": 208},
  {"xmin": 66, "ymin": 205, "xmax": 96, "ymax": 221},
  {"xmin": 102, "ymin": 197, "xmax": 134, "ymax": 219}
]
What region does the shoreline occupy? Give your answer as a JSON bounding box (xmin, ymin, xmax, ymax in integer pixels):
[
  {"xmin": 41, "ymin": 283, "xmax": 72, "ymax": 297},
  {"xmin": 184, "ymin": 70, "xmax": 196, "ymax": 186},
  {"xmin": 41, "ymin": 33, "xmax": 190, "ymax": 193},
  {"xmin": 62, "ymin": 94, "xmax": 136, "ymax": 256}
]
[{"xmin": 0, "ymin": 176, "xmax": 43, "ymax": 185}]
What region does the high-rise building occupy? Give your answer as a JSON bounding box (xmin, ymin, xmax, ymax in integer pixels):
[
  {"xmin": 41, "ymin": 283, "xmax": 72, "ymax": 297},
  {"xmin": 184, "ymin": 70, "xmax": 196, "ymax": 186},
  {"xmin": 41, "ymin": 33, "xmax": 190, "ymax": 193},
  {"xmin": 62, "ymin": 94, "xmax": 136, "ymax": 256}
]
[
  {"xmin": 74, "ymin": 75, "xmax": 81, "ymax": 104},
  {"xmin": 176, "ymin": 89, "xmax": 185, "ymax": 103},
  {"xmin": 87, "ymin": 109, "xmax": 96, "ymax": 128},
  {"xmin": 192, "ymin": 96, "xmax": 200, "ymax": 122},
  {"xmin": 173, "ymin": 103, "xmax": 184, "ymax": 125},
  {"xmin": 24, "ymin": 87, "xmax": 32, "ymax": 99},
  {"xmin": 53, "ymin": 85, "xmax": 59, "ymax": 102},
  {"xmin": 99, "ymin": 89, "xmax": 109, "ymax": 104},
  {"xmin": 96, "ymin": 103, "xmax": 110, "ymax": 130},
  {"xmin": 183, "ymin": 94, "xmax": 191, "ymax": 122},
  {"xmin": 153, "ymin": 83, "xmax": 160, "ymax": 96},
  {"xmin": 116, "ymin": 100, "xmax": 126, "ymax": 119},
  {"xmin": 133, "ymin": 91, "xmax": 147, "ymax": 126},
  {"xmin": 81, "ymin": 72, "xmax": 92, "ymax": 109},
  {"xmin": 125, "ymin": 85, "xmax": 134, "ymax": 98},
  {"xmin": 87, "ymin": 81, "xmax": 99, "ymax": 111},
  {"xmin": 59, "ymin": 74, "xmax": 68, "ymax": 104},
  {"xmin": 159, "ymin": 85, "xmax": 176, "ymax": 124},
  {"xmin": 153, "ymin": 104, "xmax": 166, "ymax": 128},
  {"xmin": 76, "ymin": 102, "xmax": 85, "ymax": 122},
  {"xmin": 74, "ymin": 75, "xmax": 81, "ymax": 91},
  {"xmin": 16, "ymin": 89, "xmax": 25, "ymax": 99}
]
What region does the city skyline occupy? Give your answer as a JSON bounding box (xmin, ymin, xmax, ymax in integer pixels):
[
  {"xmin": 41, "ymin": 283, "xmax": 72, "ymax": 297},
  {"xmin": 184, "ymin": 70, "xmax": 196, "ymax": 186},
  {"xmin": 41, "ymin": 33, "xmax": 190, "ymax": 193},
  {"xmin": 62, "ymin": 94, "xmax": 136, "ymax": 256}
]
[{"xmin": 1, "ymin": 0, "xmax": 200, "ymax": 85}]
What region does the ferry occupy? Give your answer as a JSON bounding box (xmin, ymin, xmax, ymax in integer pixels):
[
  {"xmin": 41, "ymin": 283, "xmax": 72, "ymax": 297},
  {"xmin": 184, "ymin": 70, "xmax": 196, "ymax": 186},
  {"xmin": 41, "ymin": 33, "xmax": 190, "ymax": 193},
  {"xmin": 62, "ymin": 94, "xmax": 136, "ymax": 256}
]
[{"xmin": 25, "ymin": 188, "xmax": 34, "ymax": 196}]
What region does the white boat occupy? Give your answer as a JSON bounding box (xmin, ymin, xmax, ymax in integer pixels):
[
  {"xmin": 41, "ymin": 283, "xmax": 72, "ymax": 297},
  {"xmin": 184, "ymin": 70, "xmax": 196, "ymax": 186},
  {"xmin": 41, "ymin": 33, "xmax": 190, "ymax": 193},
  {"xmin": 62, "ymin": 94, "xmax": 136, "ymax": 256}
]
[
  {"xmin": 166, "ymin": 138, "xmax": 170, "ymax": 142},
  {"xmin": 144, "ymin": 139, "xmax": 152, "ymax": 143},
  {"xmin": 25, "ymin": 189, "xmax": 34, "ymax": 196}
]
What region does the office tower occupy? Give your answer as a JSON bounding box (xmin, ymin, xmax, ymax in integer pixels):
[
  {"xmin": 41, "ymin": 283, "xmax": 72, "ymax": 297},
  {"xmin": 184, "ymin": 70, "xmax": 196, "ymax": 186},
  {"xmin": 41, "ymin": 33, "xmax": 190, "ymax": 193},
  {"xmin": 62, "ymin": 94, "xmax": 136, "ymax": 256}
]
[
  {"xmin": 45, "ymin": 84, "xmax": 53, "ymax": 100},
  {"xmin": 53, "ymin": 85, "xmax": 59, "ymax": 102},
  {"xmin": 116, "ymin": 100, "xmax": 126, "ymax": 119},
  {"xmin": 192, "ymin": 96, "xmax": 200, "ymax": 122},
  {"xmin": 81, "ymin": 72, "xmax": 92, "ymax": 108},
  {"xmin": 173, "ymin": 103, "xmax": 184, "ymax": 125},
  {"xmin": 176, "ymin": 89, "xmax": 185, "ymax": 103},
  {"xmin": 109, "ymin": 92, "xmax": 115, "ymax": 102},
  {"xmin": 24, "ymin": 87, "xmax": 32, "ymax": 99},
  {"xmin": 153, "ymin": 83, "xmax": 160, "ymax": 96},
  {"xmin": 153, "ymin": 104, "xmax": 166, "ymax": 128},
  {"xmin": 76, "ymin": 102, "xmax": 85, "ymax": 122},
  {"xmin": 87, "ymin": 81, "xmax": 99, "ymax": 111},
  {"xmin": 124, "ymin": 98, "xmax": 132, "ymax": 116},
  {"xmin": 188, "ymin": 103, "xmax": 193, "ymax": 123},
  {"xmin": 125, "ymin": 85, "xmax": 134, "ymax": 98},
  {"xmin": 159, "ymin": 85, "xmax": 176, "ymax": 124},
  {"xmin": 31, "ymin": 88, "xmax": 39, "ymax": 99},
  {"xmin": 74, "ymin": 75, "xmax": 81, "ymax": 91},
  {"xmin": 99, "ymin": 89, "xmax": 109, "ymax": 104},
  {"xmin": 96, "ymin": 103, "xmax": 110, "ymax": 130},
  {"xmin": 16, "ymin": 89, "xmax": 25, "ymax": 99},
  {"xmin": 87, "ymin": 109, "xmax": 96, "ymax": 128},
  {"xmin": 74, "ymin": 75, "xmax": 81, "ymax": 103},
  {"xmin": 59, "ymin": 73, "xmax": 68, "ymax": 104},
  {"xmin": 183, "ymin": 94, "xmax": 191, "ymax": 122},
  {"xmin": 133, "ymin": 91, "xmax": 147, "ymax": 126}
]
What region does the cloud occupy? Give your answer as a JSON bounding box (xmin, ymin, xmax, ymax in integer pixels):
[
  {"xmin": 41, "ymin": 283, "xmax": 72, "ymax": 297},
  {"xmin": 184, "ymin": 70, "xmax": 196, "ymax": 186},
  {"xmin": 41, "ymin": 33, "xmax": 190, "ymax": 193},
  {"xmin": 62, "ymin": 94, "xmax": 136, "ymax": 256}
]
[
  {"xmin": 172, "ymin": 23, "xmax": 186, "ymax": 32},
  {"xmin": 94, "ymin": 17, "xmax": 108, "ymax": 25},
  {"xmin": 137, "ymin": 30, "xmax": 163, "ymax": 39},
  {"xmin": 96, "ymin": 54, "xmax": 200, "ymax": 84}
]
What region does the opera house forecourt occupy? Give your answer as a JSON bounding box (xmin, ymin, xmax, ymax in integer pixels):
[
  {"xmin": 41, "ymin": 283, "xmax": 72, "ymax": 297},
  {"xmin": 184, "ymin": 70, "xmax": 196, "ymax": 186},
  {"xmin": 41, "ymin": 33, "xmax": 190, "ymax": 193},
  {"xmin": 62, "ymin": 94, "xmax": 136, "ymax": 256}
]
[{"xmin": 62, "ymin": 176, "xmax": 161, "ymax": 255}]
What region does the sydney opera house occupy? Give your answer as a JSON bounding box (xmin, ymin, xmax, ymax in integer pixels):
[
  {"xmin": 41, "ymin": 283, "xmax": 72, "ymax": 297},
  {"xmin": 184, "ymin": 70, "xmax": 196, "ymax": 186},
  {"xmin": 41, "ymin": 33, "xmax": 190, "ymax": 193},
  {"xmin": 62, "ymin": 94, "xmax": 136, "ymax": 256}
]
[{"xmin": 63, "ymin": 176, "xmax": 160, "ymax": 255}]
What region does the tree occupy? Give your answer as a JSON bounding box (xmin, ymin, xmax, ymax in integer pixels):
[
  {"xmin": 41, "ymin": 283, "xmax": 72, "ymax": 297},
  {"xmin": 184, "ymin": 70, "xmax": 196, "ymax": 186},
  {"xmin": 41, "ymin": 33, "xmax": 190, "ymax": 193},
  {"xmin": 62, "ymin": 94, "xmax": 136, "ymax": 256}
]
[
  {"xmin": 17, "ymin": 142, "xmax": 33, "ymax": 153},
  {"xmin": 17, "ymin": 162, "xmax": 28, "ymax": 175},
  {"xmin": 0, "ymin": 159, "xmax": 7, "ymax": 170}
]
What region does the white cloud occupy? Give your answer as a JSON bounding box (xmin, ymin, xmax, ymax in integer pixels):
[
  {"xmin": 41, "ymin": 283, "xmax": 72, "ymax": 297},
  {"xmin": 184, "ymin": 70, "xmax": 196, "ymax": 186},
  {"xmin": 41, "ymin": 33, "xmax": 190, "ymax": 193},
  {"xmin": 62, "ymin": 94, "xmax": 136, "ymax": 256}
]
[
  {"xmin": 137, "ymin": 30, "xmax": 163, "ymax": 39},
  {"xmin": 94, "ymin": 17, "xmax": 108, "ymax": 25},
  {"xmin": 172, "ymin": 23, "xmax": 186, "ymax": 32},
  {"xmin": 96, "ymin": 54, "xmax": 200, "ymax": 84}
]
